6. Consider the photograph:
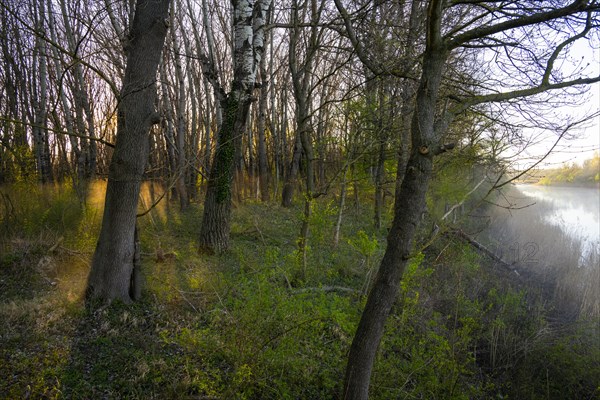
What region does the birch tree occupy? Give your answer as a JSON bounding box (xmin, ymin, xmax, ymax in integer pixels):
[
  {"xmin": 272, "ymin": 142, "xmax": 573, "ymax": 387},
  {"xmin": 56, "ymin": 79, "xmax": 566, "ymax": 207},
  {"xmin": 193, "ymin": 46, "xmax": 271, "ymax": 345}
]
[
  {"xmin": 255, "ymin": 4, "xmax": 272, "ymax": 202},
  {"xmin": 198, "ymin": 0, "xmax": 271, "ymax": 254}
]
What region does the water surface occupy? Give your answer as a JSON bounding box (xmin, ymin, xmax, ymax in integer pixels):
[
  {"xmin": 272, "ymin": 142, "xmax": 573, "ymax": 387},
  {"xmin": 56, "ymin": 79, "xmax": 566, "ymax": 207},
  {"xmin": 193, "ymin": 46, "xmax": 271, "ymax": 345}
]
[{"xmin": 515, "ymin": 184, "xmax": 599, "ymax": 258}]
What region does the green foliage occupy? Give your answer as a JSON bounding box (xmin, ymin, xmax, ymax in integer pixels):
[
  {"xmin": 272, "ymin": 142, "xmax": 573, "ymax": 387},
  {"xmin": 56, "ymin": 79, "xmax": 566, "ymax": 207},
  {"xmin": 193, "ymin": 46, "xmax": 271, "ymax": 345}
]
[
  {"xmin": 307, "ymin": 199, "xmax": 337, "ymax": 244},
  {"xmin": 510, "ymin": 322, "xmax": 600, "ymax": 399},
  {"xmin": 1, "ymin": 181, "xmax": 597, "ymax": 399},
  {"xmin": 0, "ymin": 182, "xmax": 86, "ymax": 239},
  {"xmin": 10, "ymin": 144, "xmax": 38, "ymax": 184},
  {"xmin": 166, "ymin": 266, "xmax": 358, "ymax": 399},
  {"xmin": 347, "ymin": 230, "xmax": 379, "ymax": 259},
  {"xmin": 539, "ymin": 153, "xmax": 600, "ymax": 186},
  {"xmin": 428, "ymin": 151, "xmax": 487, "ymax": 221},
  {"xmin": 373, "ymin": 250, "xmax": 489, "ymax": 399}
]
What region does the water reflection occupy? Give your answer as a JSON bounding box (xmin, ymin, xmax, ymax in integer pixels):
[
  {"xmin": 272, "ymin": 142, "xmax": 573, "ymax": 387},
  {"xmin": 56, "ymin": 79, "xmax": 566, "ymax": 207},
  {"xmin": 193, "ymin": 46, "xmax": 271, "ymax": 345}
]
[{"xmin": 515, "ymin": 184, "xmax": 600, "ymax": 258}]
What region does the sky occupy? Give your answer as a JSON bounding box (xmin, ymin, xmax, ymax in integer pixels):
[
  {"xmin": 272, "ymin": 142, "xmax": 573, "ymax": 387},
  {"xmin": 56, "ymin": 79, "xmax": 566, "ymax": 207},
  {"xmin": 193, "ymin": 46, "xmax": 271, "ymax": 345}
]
[
  {"xmin": 533, "ymin": 41, "xmax": 600, "ymax": 169},
  {"xmin": 539, "ymin": 83, "xmax": 600, "ymax": 168}
]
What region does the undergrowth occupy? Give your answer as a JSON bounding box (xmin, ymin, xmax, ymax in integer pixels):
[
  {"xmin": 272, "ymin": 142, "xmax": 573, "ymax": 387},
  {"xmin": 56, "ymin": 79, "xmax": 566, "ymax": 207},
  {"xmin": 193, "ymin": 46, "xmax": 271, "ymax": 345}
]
[{"xmin": 0, "ymin": 182, "xmax": 598, "ymax": 399}]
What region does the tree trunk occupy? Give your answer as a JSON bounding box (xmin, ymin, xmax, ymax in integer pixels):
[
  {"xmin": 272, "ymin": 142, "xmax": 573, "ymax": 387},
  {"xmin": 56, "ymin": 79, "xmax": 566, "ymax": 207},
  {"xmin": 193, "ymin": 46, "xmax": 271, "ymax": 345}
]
[
  {"xmin": 395, "ymin": 0, "xmax": 423, "ymax": 197},
  {"xmin": 203, "ymin": 76, "xmax": 213, "ymax": 178},
  {"xmin": 59, "ymin": 0, "xmax": 96, "ymax": 181},
  {"xmin": 170, "ymin": 4, "xmax": 189, "ymax": 210},
  {"xmin": 180, "ymin": 24, "xmax": 200, "ymax": 199},
  {"xmin": 199, "ymin": 96, "xmax": 248, "ymax": 254},
  {"xmin": 198, "ymin": 0, "xmax": 271, "ymax": 254},
  {"xmin": 159, "ymin": 61, "xmax": 178, "ymax": 196},
  {"xmin": 257, "ymin": 39, "xmax": 270, "ymax": 202},
  {"xmin": 281, "ymin": 131, "xmax": 302, "ymax": 207},
  {"xmin": 87, "ymin": 0, "xmax": 171, "ymax": 303},
  {"xmin": 33, "ymin": 0, "xmax": 53, "ymax": 183},
  {"xmin": 333, "ymin": 164, "xmax": 347, "ymax": 247},
  {"xmin": 47, "ymin": 0, "xmax": 81, "ymax": 189},
  {"xmin": 373, "ymin": 129, "xmax": 386, "ymax": 230},
  {"xmin": 298, "ymin": 110, "xmax": 315, "ymax": 272},
  {"xmin": 342, "ymin": 1, "xmax": 448, "ymax": 397}
]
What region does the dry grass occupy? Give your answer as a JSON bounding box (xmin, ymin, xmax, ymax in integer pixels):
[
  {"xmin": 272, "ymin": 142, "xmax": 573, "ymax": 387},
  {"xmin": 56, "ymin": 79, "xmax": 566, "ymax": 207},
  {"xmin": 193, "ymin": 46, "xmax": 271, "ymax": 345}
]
[{"xmin": 475, "ymin": 185, "xmax": 600, "ymax": 319}]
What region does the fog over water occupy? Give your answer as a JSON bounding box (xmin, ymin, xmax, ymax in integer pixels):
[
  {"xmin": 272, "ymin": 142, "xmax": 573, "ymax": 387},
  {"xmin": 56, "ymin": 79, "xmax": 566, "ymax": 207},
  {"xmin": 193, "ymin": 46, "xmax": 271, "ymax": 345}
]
[
  {"xmin": 515, "ymin": 184, "xmax": 600, "ymax": 258},
  {"xmin": 474, "ymin": 184, "xmax": 599, "ymax": 318}
]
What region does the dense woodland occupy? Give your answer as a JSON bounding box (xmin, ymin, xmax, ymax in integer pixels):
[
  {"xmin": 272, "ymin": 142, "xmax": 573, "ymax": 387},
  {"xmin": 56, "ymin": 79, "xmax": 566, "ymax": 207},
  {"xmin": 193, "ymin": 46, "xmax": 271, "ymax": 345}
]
[{"xmin": 1, "ymin": 0, "xmax": 599, "ymax": 398}]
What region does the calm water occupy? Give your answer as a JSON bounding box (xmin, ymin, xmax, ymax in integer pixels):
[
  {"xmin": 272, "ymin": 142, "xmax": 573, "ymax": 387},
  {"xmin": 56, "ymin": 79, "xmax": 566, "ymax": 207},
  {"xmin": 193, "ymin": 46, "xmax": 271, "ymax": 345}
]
[{"xmin": 515, "ymin": 184, "xmax": 600, "ymax": 257}]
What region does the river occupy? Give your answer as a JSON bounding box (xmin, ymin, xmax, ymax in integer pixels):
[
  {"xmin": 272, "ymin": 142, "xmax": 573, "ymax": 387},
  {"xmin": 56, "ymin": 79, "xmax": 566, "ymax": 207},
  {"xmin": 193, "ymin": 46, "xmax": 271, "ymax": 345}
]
[{"xmin": 514, "ymin": 184, "xmax": 600, "ymax": 259}]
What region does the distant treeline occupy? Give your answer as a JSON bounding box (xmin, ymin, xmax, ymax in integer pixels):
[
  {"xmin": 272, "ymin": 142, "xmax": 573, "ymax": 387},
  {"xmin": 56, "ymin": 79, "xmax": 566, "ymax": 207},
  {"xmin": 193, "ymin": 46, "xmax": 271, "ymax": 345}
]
[{"xmin": 539, "ymin": 153, "xmax": 600, "ymax": 186}]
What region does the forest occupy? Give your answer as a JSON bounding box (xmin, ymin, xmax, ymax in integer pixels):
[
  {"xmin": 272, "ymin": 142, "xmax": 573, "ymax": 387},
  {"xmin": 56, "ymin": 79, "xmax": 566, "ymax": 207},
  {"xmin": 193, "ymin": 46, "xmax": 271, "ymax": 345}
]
[
  {"xmin": 1, "ymin": 0, "xmax": 599, "ymax": 398},
  {"xmin": 538, "ymin": 152, "xmax": 600, "ymax": 186}
]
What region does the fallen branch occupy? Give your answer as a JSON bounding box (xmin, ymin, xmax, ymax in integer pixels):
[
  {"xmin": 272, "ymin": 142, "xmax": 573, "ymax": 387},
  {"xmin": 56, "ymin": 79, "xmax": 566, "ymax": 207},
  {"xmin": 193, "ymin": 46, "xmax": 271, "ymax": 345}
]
[
  {"xmin": 441, "ymin": 177, "xmax": 487, "ymax": 221},
  {"xmin": 450, "ymin": 229, "xmax": 521, "ymax": 277},
  {"xmin": 290, "ymin": 286, "xmax": 361, "ymax": 295},
  {"xmin": 48, "ymin": 236, "xmax": 64, "ymax": 253}
]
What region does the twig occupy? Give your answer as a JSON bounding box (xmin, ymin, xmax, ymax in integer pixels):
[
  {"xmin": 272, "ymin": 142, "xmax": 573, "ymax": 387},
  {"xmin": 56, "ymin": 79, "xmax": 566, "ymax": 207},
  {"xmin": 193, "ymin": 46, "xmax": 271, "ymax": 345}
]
[
  {"xmin": 450, "ymin": 229, "xmax": 521, "ymax": 276},
  {"xmin": 290, "ymin": 286, "xmax": 360, "ymax": 295},
  {"xmin": 252, "ymin": 216, "xmax": 266, "ymax": 246},
  {"xmin": 260, "ymin": 317, "xmax": 324, "ymax": 351},
  {"xmin": 48, "ymin": 236, "xmax": 64, "ymax": 253},
  {"xmin": 0, "ymin": 117, "xmax": 115, "ymax": 147},
  {"xmin": 176, "ymin": 288, "xmax": 200, "ymax": 313}
]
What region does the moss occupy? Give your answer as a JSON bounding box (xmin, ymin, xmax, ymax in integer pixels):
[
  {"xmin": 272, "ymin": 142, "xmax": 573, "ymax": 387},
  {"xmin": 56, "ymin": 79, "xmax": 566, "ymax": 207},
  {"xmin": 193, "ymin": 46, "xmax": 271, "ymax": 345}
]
[{"xmin": 214, "ymin": 95, "xmax": 240, "ymax": 204}]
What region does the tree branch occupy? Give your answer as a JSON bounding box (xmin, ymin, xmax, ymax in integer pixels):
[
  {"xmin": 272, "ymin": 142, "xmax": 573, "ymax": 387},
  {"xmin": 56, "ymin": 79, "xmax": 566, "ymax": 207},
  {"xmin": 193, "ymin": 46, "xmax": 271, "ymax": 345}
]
[
  {"xmin": 0, "ymin": 117, "xmax": 115, "ymax": 148},
  {"xmin": 446, "ymin": 0, "xmax": 598, "ymax": 49}
]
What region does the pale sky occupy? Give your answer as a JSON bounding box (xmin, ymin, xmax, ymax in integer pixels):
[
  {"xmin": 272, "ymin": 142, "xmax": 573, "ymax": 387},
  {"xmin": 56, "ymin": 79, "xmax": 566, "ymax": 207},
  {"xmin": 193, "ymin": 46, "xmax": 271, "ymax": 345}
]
[
  {"xmin": 511, "ymin": 39, "xmax": 600, "ymax": 169},
  {"xmin": 541, "ymin": 82, "xmax": 600, "ymax": 168}
]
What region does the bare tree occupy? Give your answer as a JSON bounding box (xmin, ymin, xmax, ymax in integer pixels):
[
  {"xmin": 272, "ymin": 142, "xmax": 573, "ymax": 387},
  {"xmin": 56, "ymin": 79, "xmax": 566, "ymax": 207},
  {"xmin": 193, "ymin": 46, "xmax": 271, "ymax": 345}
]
[
  {"xmin": 336, "ymin": 1, "xmax": 600, "ymax": 398},
  {"xmin": 87, "ymin": 0, "xmax": 171, "ymax": 303},
  {"xmin": 32, "ymin": 0, "xmax": 52, "ymax": 183},
  {"xmin": 255, "ymin": 2, "xmax": 273, "ymax": 202},
  {"xmin": 170, "ymin": 0, "xmax": 190, "ymax": 210}
]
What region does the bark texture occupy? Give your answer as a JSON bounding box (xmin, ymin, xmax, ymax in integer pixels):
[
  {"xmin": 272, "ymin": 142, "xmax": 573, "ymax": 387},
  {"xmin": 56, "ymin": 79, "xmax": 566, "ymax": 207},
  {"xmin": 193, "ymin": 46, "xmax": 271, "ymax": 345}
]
[
  {"xmin": 342, "ymin": 0, "xmax": 448, "ymax": 397},
  {"xmin": 87, "ymin": 0, "xmax": 171, "ymax": 303},
  {"xmin": 199, "ymin": 96, "xmax": 247, "ymax": 254},
  {"xmin": 198, "ymin": 0, "xmax": 271, "ymax": 254}
]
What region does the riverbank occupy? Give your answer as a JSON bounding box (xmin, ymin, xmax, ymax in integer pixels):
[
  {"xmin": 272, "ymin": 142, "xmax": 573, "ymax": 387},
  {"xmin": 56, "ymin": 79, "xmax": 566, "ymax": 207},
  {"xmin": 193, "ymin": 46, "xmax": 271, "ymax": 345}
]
[
  {"xmin": 536, "ymin": 154, "xmax": 600, "ymax": 187},
  {"xmin": 474, "ymin": 184, "xmax": 599, "ymax": 319},
  {"xmin": 537, "ymin": 181, "xmax": 600, "ymax": 189}
]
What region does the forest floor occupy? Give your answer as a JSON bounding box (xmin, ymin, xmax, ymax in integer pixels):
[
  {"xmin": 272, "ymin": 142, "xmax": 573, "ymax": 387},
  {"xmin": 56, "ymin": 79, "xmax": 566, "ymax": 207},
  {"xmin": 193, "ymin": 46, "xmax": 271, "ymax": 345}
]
[{"xmin": 1, "ymin": 183, "xmax": 598, "ymax": 399}]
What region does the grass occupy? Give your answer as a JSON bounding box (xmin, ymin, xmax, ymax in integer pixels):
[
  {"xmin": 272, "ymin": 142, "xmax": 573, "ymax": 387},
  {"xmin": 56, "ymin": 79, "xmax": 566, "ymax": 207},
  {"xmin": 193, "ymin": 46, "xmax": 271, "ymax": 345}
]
[
  {"xmin": 474, "ymin": 185, "xmax": 600, "ymax": 320},
  {"xmin": 1, "ymin": 181, "xmax": 598, "ymax": 399}
]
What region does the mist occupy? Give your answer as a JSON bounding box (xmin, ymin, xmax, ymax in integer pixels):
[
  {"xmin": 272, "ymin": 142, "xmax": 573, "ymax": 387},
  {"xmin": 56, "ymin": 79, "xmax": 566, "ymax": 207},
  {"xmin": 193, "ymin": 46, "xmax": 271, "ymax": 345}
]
[{"xmin": 475, "ymin": 184, "xmax": 600, "ymax": 318}]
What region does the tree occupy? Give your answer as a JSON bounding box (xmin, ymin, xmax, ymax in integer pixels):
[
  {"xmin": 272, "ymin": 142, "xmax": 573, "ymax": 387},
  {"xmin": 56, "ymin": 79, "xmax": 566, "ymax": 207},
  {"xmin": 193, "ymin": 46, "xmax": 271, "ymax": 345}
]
[
  {"xmin": 336, "ymin": 1, "xmax": 600, "ymax": 398},
  {"xmin": 198, "ymin": 0, "xmax": 271, "ymax": 254},
  {"xmin": 87, "ymin": 0, "xmax": 171, "ymax": 303},
  {"xmin": 255, "ymin": 3, "xmax": 273, "ymax": 202},
  {"xmin": 287, "ymin": 0, "xmax": 323, "ymax": 268},
  {"xmin": 32, "ymin": 0, "xmax": 53, "ymax": 183}
]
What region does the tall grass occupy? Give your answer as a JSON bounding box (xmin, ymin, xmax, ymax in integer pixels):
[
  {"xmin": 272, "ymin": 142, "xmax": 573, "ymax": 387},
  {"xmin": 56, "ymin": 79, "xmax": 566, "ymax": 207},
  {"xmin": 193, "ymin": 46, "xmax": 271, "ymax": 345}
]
[
  {"xmin": 0, "ymin": 183, "xmax": 83, "ymax": 239},
  {"xmin": 475, "ymin": 185, "xmax": 599, "ymax": 320}
]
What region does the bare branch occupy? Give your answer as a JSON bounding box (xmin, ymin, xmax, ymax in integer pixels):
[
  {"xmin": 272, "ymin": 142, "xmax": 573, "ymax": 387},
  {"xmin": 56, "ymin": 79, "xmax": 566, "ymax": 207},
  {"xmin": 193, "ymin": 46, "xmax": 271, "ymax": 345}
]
[
  {"xmin": 0, "ymin": 117, "xmax": 115, "ymax": 148},
  {"xmin": 447, "ymin": 0, "xmax": 598, "ymax": 49}
]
